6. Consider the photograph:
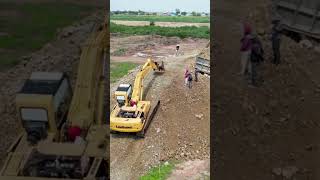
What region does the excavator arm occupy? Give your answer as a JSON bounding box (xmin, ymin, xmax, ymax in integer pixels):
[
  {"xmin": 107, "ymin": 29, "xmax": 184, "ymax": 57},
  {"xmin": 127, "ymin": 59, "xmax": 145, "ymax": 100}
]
[
  {"xmin": 130, "ymin": 58, "xmax": 161, "ymax": 104},
  {"xmin": 67, "ymin": 21, "xmax": 108, "ymax": 129}
]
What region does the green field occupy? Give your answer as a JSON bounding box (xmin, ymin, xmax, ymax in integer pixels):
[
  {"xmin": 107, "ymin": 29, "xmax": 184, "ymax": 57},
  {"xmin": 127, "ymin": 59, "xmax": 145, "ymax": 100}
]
[
  {"xmin": 140, "ymin": 162, "xmax": 175, "ymax": 180},
  {"xmin": 111, "ymin": 62, "xmax": 138, "ymax": 83},
  {"xmin": 0, "ymin": 2, "xmax": 97, "ymax": 69},
  {"xmin": 111, "ymin": 15, "xmax": 210, "ymax": 23},
  {"xmin": 110, "ymin": 23, "xmax": 209, "ymax": 39}
]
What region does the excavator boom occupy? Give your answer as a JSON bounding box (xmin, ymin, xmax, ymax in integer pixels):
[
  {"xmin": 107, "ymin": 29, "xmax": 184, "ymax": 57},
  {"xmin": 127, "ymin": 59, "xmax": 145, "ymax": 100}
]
[{"xmin": 67, "ymin": 24, "xmax": 108, "ymax": 128}]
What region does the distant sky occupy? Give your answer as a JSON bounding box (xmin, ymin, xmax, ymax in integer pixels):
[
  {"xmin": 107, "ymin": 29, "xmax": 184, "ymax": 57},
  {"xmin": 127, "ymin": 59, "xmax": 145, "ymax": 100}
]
[{"xmin": 110, "ymin": 0, "xmax": 210, "ymax": 13}]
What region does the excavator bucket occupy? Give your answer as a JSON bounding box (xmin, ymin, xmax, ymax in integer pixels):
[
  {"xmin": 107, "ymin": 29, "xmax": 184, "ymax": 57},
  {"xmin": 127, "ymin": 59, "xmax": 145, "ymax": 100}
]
[{"xmin": 155, "ymin": 61, "xmax": 165, "ymax": 72}]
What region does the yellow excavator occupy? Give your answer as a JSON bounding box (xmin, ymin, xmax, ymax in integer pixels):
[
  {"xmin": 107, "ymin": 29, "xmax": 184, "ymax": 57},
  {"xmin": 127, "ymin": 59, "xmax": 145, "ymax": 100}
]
[
  {"xmin": 0, "ymin": 16, "xmax": 109, "ymax": 179},
  {"xmin": 110, "ymin": 58, "xmax": 164, "ymax": 137}
]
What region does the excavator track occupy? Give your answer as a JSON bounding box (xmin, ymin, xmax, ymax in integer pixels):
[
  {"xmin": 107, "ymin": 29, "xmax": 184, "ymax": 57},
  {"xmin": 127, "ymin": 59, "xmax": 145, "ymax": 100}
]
[{"xmin": 137, "ymin": 100, "xmax": 160, "ymax": 138}]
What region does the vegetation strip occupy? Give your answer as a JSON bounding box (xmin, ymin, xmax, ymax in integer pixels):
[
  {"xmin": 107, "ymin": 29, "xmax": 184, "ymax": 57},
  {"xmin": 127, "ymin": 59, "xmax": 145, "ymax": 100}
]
[
  {"xmin": 0, "ymin": 2, "xmax": 95, "ymax": 68},
  {"xmin": 140, "ymin": 162, "xmax": 175, "ymax": 180},
  {"xmin": 110, "ymin": 23, "xmax": 210, "ymax": 39},
  {"xmin": 110, "ymin": 62, "xmax": 138, "ymax": 83}
]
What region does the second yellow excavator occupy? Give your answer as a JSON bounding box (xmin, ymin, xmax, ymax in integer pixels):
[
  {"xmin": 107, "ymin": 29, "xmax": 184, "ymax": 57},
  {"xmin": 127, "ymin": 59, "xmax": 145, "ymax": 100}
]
[{"xmin": 110, "ymin": 58, "xmax": 164, "ymax": 137}]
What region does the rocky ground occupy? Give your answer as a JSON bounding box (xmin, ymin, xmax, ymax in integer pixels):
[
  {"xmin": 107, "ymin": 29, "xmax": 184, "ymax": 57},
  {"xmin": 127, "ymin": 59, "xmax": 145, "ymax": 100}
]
[
  {"xmin": 110, "ymin": 35, "xmax": 210, "ymax": 179},
  {"xmin": 0, "ymin": 11, "xmax": 104, "ymax": 166},
  {"xmin": 213, "ymin": 0, "xmax": 320, "ymax": 179}
]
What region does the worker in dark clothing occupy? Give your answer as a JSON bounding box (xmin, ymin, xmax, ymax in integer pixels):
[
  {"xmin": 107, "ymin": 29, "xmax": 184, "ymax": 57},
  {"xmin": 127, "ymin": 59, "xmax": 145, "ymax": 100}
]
[
  {"xmin": 250, "ymin": 35, "xmax": 264, "ymax": 86},
  {"xmin": 187, "ymin": 73, "xmax": 193, "ymax": 89},
  {"xmin": 194, "ymin": 69, "xmax": 199, "ymax": 82},
  {"xmin": 271, "ymin": 20, "xmax": 281, "ymax": 65}
]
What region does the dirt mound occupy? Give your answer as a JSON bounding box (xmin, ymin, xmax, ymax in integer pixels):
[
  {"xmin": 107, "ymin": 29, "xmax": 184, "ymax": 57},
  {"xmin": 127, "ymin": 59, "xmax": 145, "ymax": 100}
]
[
  {"xmin": 213, "ymin": 0, "xmax": 320, "ymax": 179},
  {"xmin": 0, "ymin": 11, "xmax": 104, "ymax": 165},
  {"xmin": 198, "ymin": 42, "xmax": 210, "ymax": 60}
]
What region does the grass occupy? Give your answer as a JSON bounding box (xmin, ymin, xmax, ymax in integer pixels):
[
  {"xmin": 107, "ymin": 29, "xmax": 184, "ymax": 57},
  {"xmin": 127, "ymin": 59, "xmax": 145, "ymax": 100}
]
[
  {"xmin": 111, "ymin": 62, "xmax": 138, "ymax": 83},
  {"xmin": 140, "ymin": 162, "xmax": 175, "ymax": 180},
  {"xmin": 111, "ymin": 48, "xmax": 126, "ymax": 56},
  {"xmin": 110, "ymin": 23, "xmax": 210, "ymax": 39},
  {"xmin": 111, "ymin": 15, "xmax": 210, "ymax": 23},
  {"xmin": 0, "ymin": 2, "xmax": 96, "ymax": 69}
]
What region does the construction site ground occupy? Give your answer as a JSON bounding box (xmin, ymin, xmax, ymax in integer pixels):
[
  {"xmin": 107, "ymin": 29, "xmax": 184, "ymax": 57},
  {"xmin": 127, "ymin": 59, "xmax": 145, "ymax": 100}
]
[
  {"xmin": 110, "ymin": 34, "xmax": 210, "ymax": 179},
  {"xmin": 213, "ymin": 0, "xmax": 320, "ymax": 179}
]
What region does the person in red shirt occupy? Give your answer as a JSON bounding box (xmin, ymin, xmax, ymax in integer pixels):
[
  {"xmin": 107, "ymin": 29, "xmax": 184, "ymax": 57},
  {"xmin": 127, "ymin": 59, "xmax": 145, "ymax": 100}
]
[{"xmin": 239, "ymin": 22, "xmax": 253, "ymax": 76}]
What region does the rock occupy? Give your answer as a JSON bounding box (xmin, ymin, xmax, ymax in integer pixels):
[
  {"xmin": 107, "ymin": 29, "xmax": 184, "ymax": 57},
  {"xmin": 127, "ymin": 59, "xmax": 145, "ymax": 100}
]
[
  {"xmin": 273, "ymin": 166, "xmax": 299, "ymax": 179},
  {"xmin": 305, "ymin": 144, "xmax": 314, "ymax": 151},
  {"xmin": 164, "ymin": 161, "xmax": 169, "ymax": 166},
  {"xmin": 282, "ymin": 166, "xmax": 298, "ymax": 179},
  {"xmin": 195, "ymin": 114, "xmax": 204, "ymax": 119},
  {"xmin": 299, "ymin": 39, "xmax": 313, "ymax": 49},
  {"xmin": 272, "ymin": 168, "xmax": 282, "ymax": 176}
]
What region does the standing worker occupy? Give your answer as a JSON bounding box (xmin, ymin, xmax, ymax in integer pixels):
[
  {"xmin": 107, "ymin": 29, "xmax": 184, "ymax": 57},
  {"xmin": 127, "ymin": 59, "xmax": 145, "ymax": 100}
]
[
  {"xmin": 271, "ymin": 19, "xmax": 281, "ymax": 65},
  {"xmin": 176, "ymin": 44, "xmax": 180, "ymax": 56},
  {"xmin": 250, "ymin": 35, "xmax": 264, "ymax": 86},
  {"xmin": 239, "ymin": 22, "xmax": 253, "ymax": 76},
  {"xmin": 187, "ymin": 72, "xmax": 193, "ymax": 89},
  {"xmin": 184, "ymin": 67, "xmax": 189, "ymax": 86}
]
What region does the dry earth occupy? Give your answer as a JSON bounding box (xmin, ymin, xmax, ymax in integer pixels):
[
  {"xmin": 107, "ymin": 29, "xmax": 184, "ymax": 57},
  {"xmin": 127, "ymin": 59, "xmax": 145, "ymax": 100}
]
[{"xmin": 213, "ymin": 0, "xmax": 320, "ymax": 179}]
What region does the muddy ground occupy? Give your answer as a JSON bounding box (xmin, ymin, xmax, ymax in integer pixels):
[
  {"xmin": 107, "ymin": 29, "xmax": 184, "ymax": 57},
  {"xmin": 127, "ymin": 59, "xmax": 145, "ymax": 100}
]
[
  {"xmin": 0, "ymin": 12, "xmax": 105, "ymax": 165},
  {"xmin": 213, "ymin": 0, "xmax": 320, "ymax": 179},
  {"xmin": 110, "ymin": 35, "xmax": 210, "ymax": 179}
]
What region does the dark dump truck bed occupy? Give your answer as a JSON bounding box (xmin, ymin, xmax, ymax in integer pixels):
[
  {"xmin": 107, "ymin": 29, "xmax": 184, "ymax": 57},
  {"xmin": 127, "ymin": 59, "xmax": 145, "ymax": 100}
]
[
  {"xmin": 273, "ymin": 0, "xmax": 320, "ymax": 39},
  {"xmin": 195, "ymin": 42, "xmax": 210, "ymax": 76}
]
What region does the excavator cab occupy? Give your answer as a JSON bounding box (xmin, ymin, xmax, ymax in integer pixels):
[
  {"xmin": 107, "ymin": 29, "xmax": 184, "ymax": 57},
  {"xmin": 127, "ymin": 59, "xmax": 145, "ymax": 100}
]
[
  {"xmin": 114, "ymin": 84, "xmax": 132, "ymax": 107},
  {"xmin": 16, "ymin": 72, "xmax": 72, "ymax": 144}
]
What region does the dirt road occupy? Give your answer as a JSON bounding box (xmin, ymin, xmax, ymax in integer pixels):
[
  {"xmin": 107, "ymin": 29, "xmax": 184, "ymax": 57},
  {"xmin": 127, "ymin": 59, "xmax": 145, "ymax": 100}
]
[
  {"xmin": 111, "ymin": 20, "xmax": 210, "ymax": 27},
  {"xmin": 110, "ymin": 35, "xmax": 210, "ymax": 179},
  {"xmin": 213, "ymin": 0, "xmax": 320, "ymax": 179}
]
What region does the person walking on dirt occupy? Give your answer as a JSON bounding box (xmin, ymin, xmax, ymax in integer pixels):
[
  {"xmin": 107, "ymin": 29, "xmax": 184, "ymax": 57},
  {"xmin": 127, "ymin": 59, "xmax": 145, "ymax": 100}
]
[
  {"xmin": 187, "ymin": 72, "xmax": 193, "ymax": 89},
  {"xmin": 271, "ymin": 19, "xmax": 282, "ymax": 65},
  {"xmin": 176, "ymin": 44, "xmax": 180, "ymax": 56},
  {"xmin": 239, "ymin": 22, "xmax": 253, "ymax": 76},
  {"xmin": 250, "ymin": 35, "xmax": 264, "ymax": 86},
  {"xmin": 184, "ymin": 68, "xmax": 189, "ymax": 86}
]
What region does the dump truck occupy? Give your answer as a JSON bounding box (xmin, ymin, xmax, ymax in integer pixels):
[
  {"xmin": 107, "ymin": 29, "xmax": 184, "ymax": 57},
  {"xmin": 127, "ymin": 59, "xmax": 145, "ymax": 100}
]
[
  {"xmin": 0, "ymin": 16, "xmax": 109, "ymax": 180},
  {"xmin": 110, "ymin": 58, "xmax": 164, "ymax": 137},
  {"xmin": 272, "ymin": 0, "xmax": 320, "ymax": 39},
  {"xmin": 195, "ymin": 42, "xmax": 210, "ymax": 80}
]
